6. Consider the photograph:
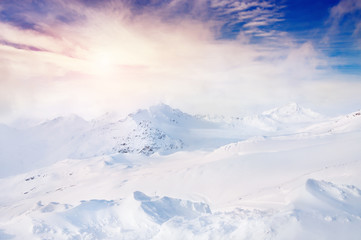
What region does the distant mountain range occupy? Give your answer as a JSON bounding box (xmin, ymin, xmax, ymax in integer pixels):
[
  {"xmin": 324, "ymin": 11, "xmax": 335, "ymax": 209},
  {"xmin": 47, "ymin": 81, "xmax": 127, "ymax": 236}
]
[{"xmin": 0, "ymin": 103, "xmax": 360, "ymax": 178}]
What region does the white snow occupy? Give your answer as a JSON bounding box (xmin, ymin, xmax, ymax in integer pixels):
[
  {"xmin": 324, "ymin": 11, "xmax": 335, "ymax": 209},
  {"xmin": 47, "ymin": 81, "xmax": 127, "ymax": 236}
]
[{"xmin": 0, "ymin": 103, "xmax": 361, "ymax": 239}]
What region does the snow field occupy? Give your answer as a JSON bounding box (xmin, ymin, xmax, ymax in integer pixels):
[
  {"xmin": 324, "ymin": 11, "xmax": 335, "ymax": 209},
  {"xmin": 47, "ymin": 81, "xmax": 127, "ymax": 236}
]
[{"xmin": 1, "ymin": 103, "xmax": 361, "ymax": 239}]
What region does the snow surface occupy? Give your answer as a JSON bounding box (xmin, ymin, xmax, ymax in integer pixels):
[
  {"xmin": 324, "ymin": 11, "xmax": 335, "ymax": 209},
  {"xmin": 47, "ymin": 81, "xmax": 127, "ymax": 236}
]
[{"xmin": 0, "ymin": 103, "xmax": 361, "ymax": 239}]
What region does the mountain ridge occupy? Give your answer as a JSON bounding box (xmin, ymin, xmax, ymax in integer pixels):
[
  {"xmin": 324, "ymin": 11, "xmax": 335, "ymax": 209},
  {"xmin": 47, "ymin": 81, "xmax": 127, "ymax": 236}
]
[{"xmin": 1, "ymin": 103, "xmax": 360, "ymax": 178}]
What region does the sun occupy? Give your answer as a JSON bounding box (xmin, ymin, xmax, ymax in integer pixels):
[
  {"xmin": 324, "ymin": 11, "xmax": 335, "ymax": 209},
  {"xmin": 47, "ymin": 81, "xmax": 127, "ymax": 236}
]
[{"xmin": 90, "ymin": 50, "xmax": 117, "ymax": 75}]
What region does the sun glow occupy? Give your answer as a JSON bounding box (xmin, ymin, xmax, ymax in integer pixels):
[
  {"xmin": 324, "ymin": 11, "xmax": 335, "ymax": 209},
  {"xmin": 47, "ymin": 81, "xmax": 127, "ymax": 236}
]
[{"xmin": 90, "ymin": 50, "xmax": 118, "ymax": 76}]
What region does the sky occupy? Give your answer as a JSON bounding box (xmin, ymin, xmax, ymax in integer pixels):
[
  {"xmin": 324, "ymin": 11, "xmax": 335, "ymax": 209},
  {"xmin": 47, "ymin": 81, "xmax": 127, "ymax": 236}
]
[{"xmin": 0, "ymin": 0, "xmax": 360, "ymax": 123}]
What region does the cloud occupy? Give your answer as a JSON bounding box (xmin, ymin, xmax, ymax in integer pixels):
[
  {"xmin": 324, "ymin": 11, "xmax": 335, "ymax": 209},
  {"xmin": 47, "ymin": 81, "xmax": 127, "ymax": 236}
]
[
  {"xmin": 329, "ymin": 0, "xmax": 361, "ymax": 20},
  {"xmin": 0, "ymin": 0, "xmax": 360, "ymax": 123},
  {"xmin": 320, "ymin": 0, "xmax": 361, "ymax": 72},
  {"xmin": 207, "ymin": 0, "xmax": 285, "ymax": 41},
  {"xmin": 327, "ymin": 0, "xmax": 361, "ymax": 39}
]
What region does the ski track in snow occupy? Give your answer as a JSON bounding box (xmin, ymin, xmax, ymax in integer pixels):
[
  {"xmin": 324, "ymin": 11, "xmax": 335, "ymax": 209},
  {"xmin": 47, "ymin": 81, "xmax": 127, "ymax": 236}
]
[{"xmin": 0, "ymin": 103, "xmax": 361, "ymax": 239}]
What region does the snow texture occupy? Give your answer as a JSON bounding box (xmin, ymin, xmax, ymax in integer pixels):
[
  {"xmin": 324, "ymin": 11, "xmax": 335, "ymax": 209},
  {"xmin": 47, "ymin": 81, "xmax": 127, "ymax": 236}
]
[{"xmin": 0, "ymin": 103, "xmax": 361, "ymax": 239}]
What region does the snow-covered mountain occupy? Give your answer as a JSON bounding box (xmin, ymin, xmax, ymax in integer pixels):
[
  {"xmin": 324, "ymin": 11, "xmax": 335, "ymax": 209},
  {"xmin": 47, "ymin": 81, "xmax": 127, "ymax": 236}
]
[
  {"xmin": 202, "ymin": 102, "xmax": 325, "ymax": 133},
  {"xmin": 237, "ymin": 102, "xmax": 325, "ymax": 133},
  {"xmin": 0, "ymin": 103, "xmax": 227, "ymax": 177},
  {"xmin": 261, "ymin": 102, "xmax": 324, "ymax": 123},
  {"xmin": 0, "ymin": 103, "xmax": 358, "ymax": 178},
  {"xmin": 1, "ymin": 103, "xmax": 361, "ymax": 239}
]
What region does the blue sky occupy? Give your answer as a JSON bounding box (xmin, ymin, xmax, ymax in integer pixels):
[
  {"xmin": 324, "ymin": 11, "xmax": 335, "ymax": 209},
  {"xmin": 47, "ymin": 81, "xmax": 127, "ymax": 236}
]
[
  {"xmin": 0, "ymin": 0, "xmax": 360, "ymax": 122},
  {"xmin": 1, "ymin": 0, "xmax": 359, "ymax": 70}
]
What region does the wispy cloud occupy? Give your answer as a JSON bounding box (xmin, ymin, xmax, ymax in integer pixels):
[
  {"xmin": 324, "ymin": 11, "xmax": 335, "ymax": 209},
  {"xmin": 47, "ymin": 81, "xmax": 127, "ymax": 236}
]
[
  {"xmin": 327, "ymin": 0, "xmax": 361, "ymax": 43},
  {"xmin": 321, "ymin": 0, "xmax": 361, "ymax": 72},
  {"xmin": 208, "ymin": 0, "xmax": 285, "ymax": 41},
  {"xmin": 329, "ymin": 0, "xmax": 361, "ymax": 21}
]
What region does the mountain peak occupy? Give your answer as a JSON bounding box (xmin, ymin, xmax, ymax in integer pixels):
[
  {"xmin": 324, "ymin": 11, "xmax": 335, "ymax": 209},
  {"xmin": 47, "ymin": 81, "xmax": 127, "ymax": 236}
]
[
  {"xmin": 263, "ymin": 102, "xmax": 300, "ymax": 115},
  {"xmin": 262, "ymin": 103, "xmax": 324, "ymax": 123},
  {"xmin": 129, "ymin": 103, "xmax": 192, "ymax": 123},
  {"xmin": 41, "ymin": 114, "xmax": 87, "ymax": 125}
]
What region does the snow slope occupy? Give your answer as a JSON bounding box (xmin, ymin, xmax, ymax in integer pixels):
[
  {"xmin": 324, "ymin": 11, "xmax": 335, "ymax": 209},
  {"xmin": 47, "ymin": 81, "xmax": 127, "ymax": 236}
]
[
  {"xmin": 299, "ymin": 110, "xmax": 361, "ymax": 136},
  {"xmin": 0, "ymin": 103, "xmax": 361, "ymax": 239}
]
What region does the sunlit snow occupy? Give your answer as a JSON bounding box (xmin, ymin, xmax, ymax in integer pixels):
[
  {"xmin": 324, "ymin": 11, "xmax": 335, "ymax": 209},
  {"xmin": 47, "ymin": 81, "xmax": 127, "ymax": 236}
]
[{"xmin": 1, "ymin": 103, "xmax": 361, "ymax": 239}]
